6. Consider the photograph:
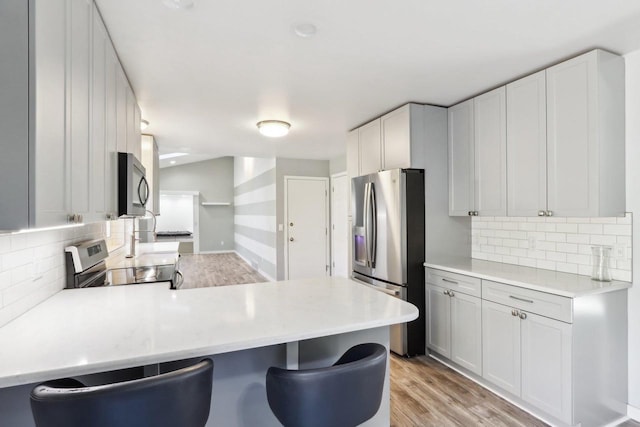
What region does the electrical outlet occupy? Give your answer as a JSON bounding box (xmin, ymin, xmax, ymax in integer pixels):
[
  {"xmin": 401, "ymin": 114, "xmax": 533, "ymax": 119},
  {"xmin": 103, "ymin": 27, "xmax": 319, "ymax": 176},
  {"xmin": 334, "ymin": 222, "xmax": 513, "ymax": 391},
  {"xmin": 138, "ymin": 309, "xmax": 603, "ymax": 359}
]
[
  {"xmin": 528, "ymin": 235, "xmax": 537, "ymax": 250},
  {"xmin": 613, "ymin": 244, "xmax": 625, "ymax": 260}
]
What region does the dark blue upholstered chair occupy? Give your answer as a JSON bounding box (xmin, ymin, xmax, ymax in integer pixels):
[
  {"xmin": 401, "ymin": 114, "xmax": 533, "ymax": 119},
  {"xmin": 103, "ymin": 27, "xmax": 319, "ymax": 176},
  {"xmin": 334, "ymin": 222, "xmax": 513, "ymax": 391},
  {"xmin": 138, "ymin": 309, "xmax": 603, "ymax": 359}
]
[
  {"xmin": 266, "ymin": 343, "xmax": 387, "ymax": 427},
  {"xmin": 30, "ymin": 358, "xmax": 213, "ymax": 427}
]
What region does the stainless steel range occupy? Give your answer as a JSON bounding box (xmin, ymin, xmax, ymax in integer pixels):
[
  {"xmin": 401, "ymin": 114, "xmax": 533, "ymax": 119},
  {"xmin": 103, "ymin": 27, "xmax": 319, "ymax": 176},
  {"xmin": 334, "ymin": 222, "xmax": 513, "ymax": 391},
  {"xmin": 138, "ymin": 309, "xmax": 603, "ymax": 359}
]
[{"xmin": 65, "ymin": 239, "xmax": 183, "ymax": 289}]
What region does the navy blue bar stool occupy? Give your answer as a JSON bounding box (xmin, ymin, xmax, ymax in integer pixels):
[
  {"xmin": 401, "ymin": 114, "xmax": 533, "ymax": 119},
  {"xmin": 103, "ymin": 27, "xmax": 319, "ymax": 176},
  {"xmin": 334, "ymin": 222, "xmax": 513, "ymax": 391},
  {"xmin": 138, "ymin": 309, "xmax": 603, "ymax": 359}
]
[
  {"xmin": 30, "ymin": 358, "xmax": 213, "ymax": 427},
  {"xmin": 266, "ymin": 343, "xmax": 387, "ymax": 427}
]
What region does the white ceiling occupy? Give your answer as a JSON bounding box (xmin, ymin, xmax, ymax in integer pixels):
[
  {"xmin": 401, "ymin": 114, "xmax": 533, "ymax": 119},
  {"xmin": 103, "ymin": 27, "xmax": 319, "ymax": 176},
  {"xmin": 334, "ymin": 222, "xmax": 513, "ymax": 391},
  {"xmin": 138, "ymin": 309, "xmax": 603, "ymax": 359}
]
[{"xmin": 96, "ymin": 0, "xmax": 640, "ymax": 167}]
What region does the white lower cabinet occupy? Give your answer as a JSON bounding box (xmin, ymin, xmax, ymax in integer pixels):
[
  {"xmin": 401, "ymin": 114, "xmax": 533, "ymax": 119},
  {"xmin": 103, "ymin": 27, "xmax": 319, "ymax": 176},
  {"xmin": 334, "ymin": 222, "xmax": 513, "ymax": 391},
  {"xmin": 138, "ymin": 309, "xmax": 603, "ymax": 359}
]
[
  {"xmin": 482, "ymin": 300, "xmax": 571, "ymax": 423},
  {"xmin": 426, "ymin": 267, "xmax": 627, "ymax": 427},
  {"xmin": 426, "ymin": 283, "xmax": 481, "ymax": 375},
  {"xmin": 520, "ymin": 310, "xmax": 572, "ymax": 422}
]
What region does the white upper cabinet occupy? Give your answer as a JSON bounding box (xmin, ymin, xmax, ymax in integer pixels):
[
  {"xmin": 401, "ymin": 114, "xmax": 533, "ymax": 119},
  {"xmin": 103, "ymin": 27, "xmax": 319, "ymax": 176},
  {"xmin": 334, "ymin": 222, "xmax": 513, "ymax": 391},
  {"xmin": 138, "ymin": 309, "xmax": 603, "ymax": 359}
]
[
  {"xmin": 2, "ymin": 0, "xmax": 145, "ymax": 230},
  {"xmin": 358, "ymin": 119, "xmax": 382, "ymax": 175},
  {"xmin": 474, "ymin": 87, "xmax": 507, "ymax": 216},
  {"xmin": 91, "ymin": 3, "xmax": 107, "ymax": 220},
  {"xmin": 448, "ymin": 100, "xmax": 475, "ymax": 216},
  {"xmin": 546, "ymin": 50, "xmax": 625, "ymax": 217},
  {"xmin": 448, "ymin": 88, "xmax": 506, "ymax": 217},
  {"xmin": 381, "ymin": 105, "xmax": 411, "ymax": 170},
  {"xmin": 507, "ymin": 71, "xmax": 547, "ymax": 217},
  {"xmin": 347, "ymin": 103, "xmax": 429, "ymax": 179},
  {"xmin": 450, "ymin": 49, "xmax": 625, "ymax": 218},
  {"xmin": 32, "ymin": 0, "xmax": 69, "ymax": 227}
]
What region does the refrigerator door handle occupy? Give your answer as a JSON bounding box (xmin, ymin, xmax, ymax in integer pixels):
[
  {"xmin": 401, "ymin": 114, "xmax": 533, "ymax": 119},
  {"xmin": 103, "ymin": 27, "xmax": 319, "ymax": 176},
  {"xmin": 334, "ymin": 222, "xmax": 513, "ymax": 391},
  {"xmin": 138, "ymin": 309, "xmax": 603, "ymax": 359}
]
[
  {"xmin": 363, "ymin": 182, "xmax": 371, "ymax": 267},
  {"xmin": 369, "ymin": 182, "xmax": 377, "ymax": 268}
]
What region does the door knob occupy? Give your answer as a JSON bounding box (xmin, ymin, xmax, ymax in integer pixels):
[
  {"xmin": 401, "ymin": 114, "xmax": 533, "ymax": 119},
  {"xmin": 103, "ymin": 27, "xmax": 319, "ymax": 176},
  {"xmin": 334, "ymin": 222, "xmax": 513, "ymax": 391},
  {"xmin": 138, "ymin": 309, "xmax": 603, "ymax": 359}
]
[{"xmin": 289, "ymin": 237, "xmax": 294, "ymax": 242}]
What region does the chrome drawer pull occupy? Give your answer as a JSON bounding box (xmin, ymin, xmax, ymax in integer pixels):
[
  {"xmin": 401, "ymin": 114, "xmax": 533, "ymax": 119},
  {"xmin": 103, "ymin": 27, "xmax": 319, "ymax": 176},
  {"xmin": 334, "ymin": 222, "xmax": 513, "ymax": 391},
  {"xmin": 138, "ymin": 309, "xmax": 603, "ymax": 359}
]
[
  {"xmin": 442, "ymin": 278, "xmax": 458, "ymax": 285},
  {"xmin": 509, "ymin": 295, "xmax": 534, "ymax": 304}
]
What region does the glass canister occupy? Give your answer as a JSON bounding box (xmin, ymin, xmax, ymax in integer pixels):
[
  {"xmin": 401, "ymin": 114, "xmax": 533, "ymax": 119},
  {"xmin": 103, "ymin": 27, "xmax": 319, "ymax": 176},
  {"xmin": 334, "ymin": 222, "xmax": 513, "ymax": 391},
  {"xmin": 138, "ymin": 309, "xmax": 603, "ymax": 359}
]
[{"xmin": 591, "ymin": 246, "xmax": 612, "ymax": 282}]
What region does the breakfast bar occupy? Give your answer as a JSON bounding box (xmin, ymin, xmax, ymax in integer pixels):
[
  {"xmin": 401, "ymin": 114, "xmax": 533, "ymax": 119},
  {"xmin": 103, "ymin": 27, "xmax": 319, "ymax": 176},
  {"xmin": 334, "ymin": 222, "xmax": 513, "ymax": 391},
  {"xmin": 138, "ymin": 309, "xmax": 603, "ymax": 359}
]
[{"xmin": 0, "ymin": 277, "xmax": 418, "ymax": 426}]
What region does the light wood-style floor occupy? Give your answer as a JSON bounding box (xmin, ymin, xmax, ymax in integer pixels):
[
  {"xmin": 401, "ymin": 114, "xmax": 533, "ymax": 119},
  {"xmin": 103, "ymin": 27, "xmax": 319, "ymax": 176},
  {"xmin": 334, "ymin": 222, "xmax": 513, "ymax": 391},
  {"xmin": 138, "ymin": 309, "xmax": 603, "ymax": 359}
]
[
  {"xmin": 390, "ymin": 355, "xmax": 639, "ymax": 427},
  {"xmin": 390, "ymin": 355, "xmax": 548, "ymax": 426},
  {"xmin": 179, "ymin": 253, "xmax": 267, "ymax": 289}
]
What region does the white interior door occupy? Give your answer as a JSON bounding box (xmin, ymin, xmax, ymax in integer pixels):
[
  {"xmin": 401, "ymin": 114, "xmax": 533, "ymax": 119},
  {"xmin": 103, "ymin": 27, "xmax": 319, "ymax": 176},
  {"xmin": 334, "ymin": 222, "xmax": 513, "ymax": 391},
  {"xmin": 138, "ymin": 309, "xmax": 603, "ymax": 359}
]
[
  {"xmin": 331, "ymin": 174, "xmax": 348, "ymax": 277},
  {"xmin": 286, "ymin": 177, "xmax": 329, "ymax": 280}
]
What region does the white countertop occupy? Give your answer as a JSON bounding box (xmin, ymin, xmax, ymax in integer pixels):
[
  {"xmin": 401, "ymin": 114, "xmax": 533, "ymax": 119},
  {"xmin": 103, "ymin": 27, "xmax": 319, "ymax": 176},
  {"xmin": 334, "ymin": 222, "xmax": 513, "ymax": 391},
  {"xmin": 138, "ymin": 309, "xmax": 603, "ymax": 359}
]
[
  {"xmin": 0, "ymin": 277, "xmax": 417, "ymax": 388},
  {"xmin": 105, "ymin": 242, "xmax": 180, "ymax": 269},
  {"xmin": 424, "ymin": 257, "xmax": 631, "ymax": 298}
]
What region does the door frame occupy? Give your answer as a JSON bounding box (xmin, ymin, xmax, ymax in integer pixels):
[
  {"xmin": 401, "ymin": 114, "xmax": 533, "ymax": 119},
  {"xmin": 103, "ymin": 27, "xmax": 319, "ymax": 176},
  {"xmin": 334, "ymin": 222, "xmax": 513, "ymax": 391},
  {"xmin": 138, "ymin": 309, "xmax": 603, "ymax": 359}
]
[
  {"xmin": 283, "ymin": 175, "xmax": 330, "ymax": 280},
  {"xmin": 330, "ymin": 172, "xmax": 348, "ymax": 276}
]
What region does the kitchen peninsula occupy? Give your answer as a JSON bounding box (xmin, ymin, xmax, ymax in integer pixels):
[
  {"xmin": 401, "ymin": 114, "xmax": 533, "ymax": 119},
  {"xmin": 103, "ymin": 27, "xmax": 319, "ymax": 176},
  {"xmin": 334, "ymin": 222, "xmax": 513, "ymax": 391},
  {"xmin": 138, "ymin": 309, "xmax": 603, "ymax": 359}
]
[{"xmin": 0, "ymin": 277, "xmax": 417, "ymax": 427}]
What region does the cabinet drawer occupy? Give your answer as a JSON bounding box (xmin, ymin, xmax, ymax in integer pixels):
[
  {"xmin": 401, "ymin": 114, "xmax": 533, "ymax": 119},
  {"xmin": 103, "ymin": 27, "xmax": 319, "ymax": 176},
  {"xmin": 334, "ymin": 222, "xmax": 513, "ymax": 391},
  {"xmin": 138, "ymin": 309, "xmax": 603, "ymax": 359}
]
[
  {"xmin": 482, "ymin": 280, "xmax": 572, "ymax": 323},
  {"xmin": 426, "ymin": 268, "xmax": 481, "ymax": 298}
]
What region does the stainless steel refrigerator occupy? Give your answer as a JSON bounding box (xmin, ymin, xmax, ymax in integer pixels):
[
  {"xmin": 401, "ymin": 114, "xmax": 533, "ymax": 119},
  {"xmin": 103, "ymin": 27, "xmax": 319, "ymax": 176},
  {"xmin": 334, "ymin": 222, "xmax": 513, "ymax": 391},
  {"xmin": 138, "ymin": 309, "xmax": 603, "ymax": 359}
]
[{"xmin": 351, "ymin": 168, "xmax": 425, "ymax": 356}]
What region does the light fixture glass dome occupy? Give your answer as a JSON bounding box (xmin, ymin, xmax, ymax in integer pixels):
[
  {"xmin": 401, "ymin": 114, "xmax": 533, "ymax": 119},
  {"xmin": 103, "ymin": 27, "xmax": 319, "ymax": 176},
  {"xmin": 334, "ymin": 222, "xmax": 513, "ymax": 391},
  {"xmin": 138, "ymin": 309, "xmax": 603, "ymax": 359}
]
[{"xmin": 257, "ymin": 120, "xmax": 291, "ymax": 137}]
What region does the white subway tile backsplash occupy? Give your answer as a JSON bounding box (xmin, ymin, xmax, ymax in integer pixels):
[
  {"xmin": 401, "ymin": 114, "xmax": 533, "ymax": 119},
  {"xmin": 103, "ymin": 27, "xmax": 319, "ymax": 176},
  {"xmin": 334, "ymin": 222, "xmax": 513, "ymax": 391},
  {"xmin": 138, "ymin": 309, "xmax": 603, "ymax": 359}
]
[
  {"xmin": 578, "ymin": 223, "xmax": 603, "ymax": 234},
  {"xmin": 603, "ymin": 224, "xmax": 632, "ymax": 236},
  {"xmin": 472, "ymin": 214, "xmax": 632, "ymax": 281},
  {"xmin": 0, "ymin": 221, "xmax": 115, "ymax": 327}
]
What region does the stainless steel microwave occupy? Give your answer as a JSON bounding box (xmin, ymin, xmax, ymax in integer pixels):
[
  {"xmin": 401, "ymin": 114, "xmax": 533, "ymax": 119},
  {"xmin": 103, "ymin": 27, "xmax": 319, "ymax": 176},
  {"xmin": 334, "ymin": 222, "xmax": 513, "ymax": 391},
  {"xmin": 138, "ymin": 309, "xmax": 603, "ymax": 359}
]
[{"xmin": 118, "ymin": 152, "xmax": 149, "ymax": 217}]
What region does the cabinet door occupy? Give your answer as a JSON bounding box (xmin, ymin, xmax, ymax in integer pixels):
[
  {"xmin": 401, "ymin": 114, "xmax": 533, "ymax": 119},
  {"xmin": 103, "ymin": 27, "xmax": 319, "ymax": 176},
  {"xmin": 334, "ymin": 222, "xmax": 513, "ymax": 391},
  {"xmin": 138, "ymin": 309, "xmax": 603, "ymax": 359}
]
[
  {"xmin": 482, "ymin": 300, "xmax": 520, "ymax": 396},
  {"xmin": 133, "ymin": 103, "xmax": 142, "ymax": 160},
  {"xmin": 521, "ymin": 312, "xmax": 572, "ymax": 424},
  {"xmin": 105, "ymin": 43, "xmax": 119, "ymax": 218},
  {"xmin": 33, "ymin": 0, "xmax": 69, "ymax": 226},
  {"xmin": 359, "ymin": 119, "xmax": 381, "ymax": 175},
  {"xmin": 448, "ymin": 100, "xmax": 474, "ymax": 216},
  {"xmin": 116, "ymin": 67, "xmax": 128, "ymax": 153},
  {"xmin": 91, "ymin": 7, "xmax": 107, "ymax": 220},
  {"xmin": 381, "ymin": 105, "xmax": 411, "ymax": 170},
  {"xmin": 68, "ymin": 0, "xmax": 92, "ymax": 218},
  {"xmin": 426, "ymin": 284, "xmax": 451, "ymax": 358},
  {"xmin": 450, "ymin": 292, "xmax": 482, "ymax": 375},
  {"xmin": 546, "ymin": 51, "xmax": 598, "ymax": 217},
  {"xmin": 346, "ymin": 129, "xmax": 359, "ymax": 217},
  {"xmin": 507, "ymin": 71, "xmax": 547, "ymax": 217},
  {"xmin": 474, "ymin": 87, "xmax": 506, "ymax": 216},
  {"xmin": 126, "ymin": 86, "xmax": 137, "ymax": 158},
  {"xmin": 0, "ymin": 0, "xmax": 30, "ymax": 229}
]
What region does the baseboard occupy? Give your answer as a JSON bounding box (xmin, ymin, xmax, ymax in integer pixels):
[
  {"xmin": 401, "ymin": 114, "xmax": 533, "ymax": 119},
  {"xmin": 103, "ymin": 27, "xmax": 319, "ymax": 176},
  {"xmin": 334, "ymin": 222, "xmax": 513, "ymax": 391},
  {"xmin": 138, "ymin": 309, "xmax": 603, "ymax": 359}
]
[
  {"xmin": 197, "ymin": 250, "xmax": 234, "ymax": 254},
  {"xmin": 629, "ymin": 404, "xmax": 640, "ymax": 421},
  {"xmin": 233, "ymin": 251, "xmax": 275, "ymax": 282}
]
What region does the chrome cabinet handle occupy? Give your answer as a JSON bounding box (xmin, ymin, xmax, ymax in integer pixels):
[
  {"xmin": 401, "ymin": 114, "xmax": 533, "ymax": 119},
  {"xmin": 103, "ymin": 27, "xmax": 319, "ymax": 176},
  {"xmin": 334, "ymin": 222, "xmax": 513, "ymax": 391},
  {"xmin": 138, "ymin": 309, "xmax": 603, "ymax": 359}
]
[
  {"xmin": 289, "ymin": 237, "xmax": 294, "ymax": 242},
  {"xmin": 519, "ymin": 312, "xmax": 527, "ymax": 320},
  {"xmin": 546, "ymin": 210, "xmax": 553, "ymax": 217},
  {"xmin": 473, "ymin": 211, "xmax": 479, "ymax": 216},
  {"xmin": 538, "ymin": 210, "xmax": 546, "ymax": 217},
  {"xmin": 468, "ymin": 211, "xmax": 472, "ymax": 216},
  {"xmin": 511, "ymin": 309, "xmax": 519, "ymax": 317},
  {"xmin": 443, "ymin": 290, "xmax": 449, "ymax": 295},
  {"xmin": 509, "ymin": 295, "xmax": 534, "ymax": 304},
  {"xmin": 442, "ymin": 278, "xmax": 458, "ymax": 285},
  {"xmin": 448, "ymin": 291, "xmax": 455, "ymax": 297}
]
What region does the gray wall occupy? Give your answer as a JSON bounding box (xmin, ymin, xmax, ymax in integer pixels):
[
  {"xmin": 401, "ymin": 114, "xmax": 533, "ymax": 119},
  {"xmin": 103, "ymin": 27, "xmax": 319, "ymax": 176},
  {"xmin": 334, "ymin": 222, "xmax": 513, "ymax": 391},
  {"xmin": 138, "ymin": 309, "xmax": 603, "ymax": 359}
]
[
  {"xmin": 160, "ymin": 157, "xmax": 234, "ymax": 252},
  {"xmin": 329, "ymin": 155, "xmax": 346, "ymax": 175},
  {"xmin": 275, "ymin": 158, "xmax": 330, "ymax": 280}
]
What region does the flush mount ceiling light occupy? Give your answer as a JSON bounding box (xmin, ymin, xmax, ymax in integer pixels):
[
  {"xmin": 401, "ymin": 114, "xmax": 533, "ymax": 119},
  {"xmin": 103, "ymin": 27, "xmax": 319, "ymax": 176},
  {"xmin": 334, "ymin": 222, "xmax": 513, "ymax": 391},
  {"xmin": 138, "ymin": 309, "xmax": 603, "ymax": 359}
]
[
  {"xmin": 140, "ymin": 119, "xmax": 149, "ymax": 131},
  {"xmin": 293, "ymin": 23, "xmax": 317, "ymax": 38},
  {"xmin": 257, "ymin": 120, "xmax": 291, "ymax": 137},
  {"xmin": 163, "ymin": 0, "xmax": 194, "ymax": 10}
]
